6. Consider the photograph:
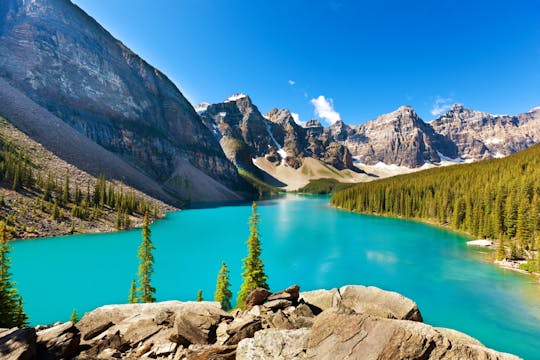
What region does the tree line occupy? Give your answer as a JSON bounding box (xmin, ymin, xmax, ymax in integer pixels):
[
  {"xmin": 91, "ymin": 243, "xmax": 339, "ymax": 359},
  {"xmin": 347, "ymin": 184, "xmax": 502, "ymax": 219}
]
[
  {"xmin": 0, "ymin": 137, "xmax": 159, "ymax": 233},
  {"xmin": 331, "ymin": 144, "xmax": 540, "ymax": 271}
]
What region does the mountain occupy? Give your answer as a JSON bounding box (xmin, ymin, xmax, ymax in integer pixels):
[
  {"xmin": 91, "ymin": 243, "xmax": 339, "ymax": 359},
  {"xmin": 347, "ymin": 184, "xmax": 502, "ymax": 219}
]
[
  {"xmin": 0, "ymin": 0, "xmax": 247, "ymax": 203},
  {"xmin": 198, "ymin": 95, "xmax": 357, "ymax": 190},
  {"xmin": 431, "ymin": 104, "xmax": 540, "ymax": 161},
  {"xmin": 329, "ymin": 106, "xmax": 458, "ymax": 168}
]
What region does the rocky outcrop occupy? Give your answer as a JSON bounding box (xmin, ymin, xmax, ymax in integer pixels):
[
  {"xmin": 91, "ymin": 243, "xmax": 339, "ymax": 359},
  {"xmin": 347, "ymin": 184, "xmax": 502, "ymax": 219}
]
[
  {"xmin": 238, "ymin": 307, "xmax": 518, "ymax": 360},
  {"xmin": 0, "ymin": 0, "xmax": 247, "ymax": 203},
  {"xmin": 431, "ymin": 105, "xmax": 540, "ymax": 161},
  {"xmin": 0, "ymin": 285, "xmax": 521, "ymax": 359},
  {"xmin": 299, "ymin": 285, "xmax": 423, "ymax": 321}
]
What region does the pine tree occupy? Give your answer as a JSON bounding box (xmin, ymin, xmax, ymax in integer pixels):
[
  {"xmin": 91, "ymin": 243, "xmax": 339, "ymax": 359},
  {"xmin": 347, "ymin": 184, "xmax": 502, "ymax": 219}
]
[
  {"xmin": 214, "ymin": 261, "xmax": 232, "ymax": 311},
  {"xmin": 237, "ymin": 202, "xmax": 268, "ymax": 309},
  {"xmin": 51, "ymin": 200, "xmax": 60, "ymax": 221},
  {"xmin": 0, "ymin": 222, "xmax": 27, "ymax": 327},
  {"xmin": 128, "ymin": 278, "xmax": 138, "ymax": 304},
  {"xmin": 136, "ymin": 214, "xmax": 156, "ymax": 303},
  {"xmin": 516, "ymin": 196, "xmax": 532, "ymax": 249},
  {"xmin": 496, "ymin": 235, "xmax": 506, "ymax": 261},
  {"xmin": 196, "ymin": 289, "xmax": 203, "ymax": 302},
  {"xmin": 63, "ymin": 173, "xmax": 70, "ymax": 204},
  {"xmin": 70, "ymin": 308, "xmax": 79, "ymax": 323}
]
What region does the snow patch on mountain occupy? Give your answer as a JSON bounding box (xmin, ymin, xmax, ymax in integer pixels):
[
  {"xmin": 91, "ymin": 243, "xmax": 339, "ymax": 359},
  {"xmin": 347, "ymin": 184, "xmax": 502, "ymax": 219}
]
[
  {"xmin": 224, "ymin": 93, "xmax": 247, "ymax": 103},
  {"xmin": 265, "ymin": 122, "xmax": 287, "ymax": 165},
  {"xmin": 195, "ymin": 102, "xmax": 209, "ymax": 114}
]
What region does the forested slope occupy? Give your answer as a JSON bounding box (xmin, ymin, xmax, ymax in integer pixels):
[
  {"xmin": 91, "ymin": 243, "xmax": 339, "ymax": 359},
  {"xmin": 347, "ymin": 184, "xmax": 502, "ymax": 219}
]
[{"xmin": 331, "ymin": 144, "xmax": 540, "ymax": 262}]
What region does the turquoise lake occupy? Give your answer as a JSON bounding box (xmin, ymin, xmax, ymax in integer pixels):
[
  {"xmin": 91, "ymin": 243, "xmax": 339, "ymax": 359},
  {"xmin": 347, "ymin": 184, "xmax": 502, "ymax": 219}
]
[{"xmin": 10, "ymin": 195, "xmax": 540, "ymax": 359}]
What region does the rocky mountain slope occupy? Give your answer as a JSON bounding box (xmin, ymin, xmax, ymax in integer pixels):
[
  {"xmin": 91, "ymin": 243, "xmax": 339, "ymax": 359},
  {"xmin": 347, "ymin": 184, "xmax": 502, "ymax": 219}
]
[
  {"xmin": 199, "ymin": 95, "xmax": 353, "ymax": 172},
  {"xmin": 431, "ymin": 104, "xmax": 540, "ymax": 161},
  {"xmin": 0, "ymin": 0, "xmax": 247, "ymax": 203},
  {"xmin": 0, "ymin": 112, "xmax": 173, "ymax": 239},
  {"xmin": 198, "ymin": 95, "xmax": 361, "ymax": 190},
  {"xmin": 0, "ymin": 285, "xmax": 519, "ymax": 359},
  {"xmin": 334, "ymin": 106, "xmax": 459, "ymax": 167}
]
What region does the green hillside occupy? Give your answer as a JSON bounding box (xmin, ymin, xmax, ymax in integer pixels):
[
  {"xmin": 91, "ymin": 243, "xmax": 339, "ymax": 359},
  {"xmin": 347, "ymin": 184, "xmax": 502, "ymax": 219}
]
[{"xmin": 331, "ymin": 145, "xmax": 540, "ymax": 268}]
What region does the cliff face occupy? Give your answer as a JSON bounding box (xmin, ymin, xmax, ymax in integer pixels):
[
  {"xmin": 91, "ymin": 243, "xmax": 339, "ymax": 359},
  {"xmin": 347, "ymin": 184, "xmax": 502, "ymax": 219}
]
[
  {"xmin": 0, "ymin": 0, "xmax": 246, "ymax": 202},
  {"xmin": 333, "ymin": 106, "xmax": 458, "ymax": 167},
  {"xmin": 199, "ymin": 95, "xmax": 280, "ymax": 172},
  {"xmin": 200, "ymin": 96, "xmax": 354, "ymax": 172},
  {"xmin": 431, "ymin": 105, "xmax": 540, "ymax": 160}
]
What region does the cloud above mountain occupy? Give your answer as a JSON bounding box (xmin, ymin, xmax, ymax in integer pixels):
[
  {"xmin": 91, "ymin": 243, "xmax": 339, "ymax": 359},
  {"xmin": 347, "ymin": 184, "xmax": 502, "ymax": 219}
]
[
  {"xmin": 311, "ymin": 95, "xmax": 341, "ymax": 125},
  {"xmin": 431, "ymin": 96, "xmax": 454, "ymax": 116}
]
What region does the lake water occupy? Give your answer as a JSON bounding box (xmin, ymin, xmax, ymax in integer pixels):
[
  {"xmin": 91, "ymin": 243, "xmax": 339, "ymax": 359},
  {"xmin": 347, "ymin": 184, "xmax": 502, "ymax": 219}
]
[{"xmin": 11, "ymin": 195, "xmax": 540, "ymax": 359}]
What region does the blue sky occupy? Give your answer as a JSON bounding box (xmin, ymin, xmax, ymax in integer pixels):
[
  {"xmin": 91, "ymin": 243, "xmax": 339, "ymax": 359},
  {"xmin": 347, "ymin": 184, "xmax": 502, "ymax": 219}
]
[{"xmin": 72, "ymin": 0, "xmax": 540, "ymax": 125}]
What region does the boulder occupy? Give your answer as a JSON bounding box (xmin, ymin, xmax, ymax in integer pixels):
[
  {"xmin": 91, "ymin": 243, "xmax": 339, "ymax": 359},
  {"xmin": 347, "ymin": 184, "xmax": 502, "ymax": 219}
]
[
  {"xmin": 236, "ymin": 328, "xmax": 310, "ymax": 360},
  {"xmin": 305, "ymin": 307, "xmax": 520, "ymax": 359},
  {"xmin": 337, "ymin": 285, "xmax": 423, "ymax": 321},
  {"xmin": 300, "ymin": 286, "xmax": 422, "ymax": 321},
  {"xmin": 82, "ymin": 321, "xmax": 114, "ymax": 341},
  {"xmin": 217, "ymin": 316, "xmax": 262, "ymax": 346},
  {"xmin": 172, "ymin": 303, "xmax": 232, "ymax": 346},
  {"xmin": 77, "ymin": 301, "xmax": 232, "ymax": 358},
  {"xmin": 298, "ymin": 289, "xmax": 338, "ymax": 313},
  {"xmin": 245, "ymin": 288, "xmax": 272, "ymax": 309},
  {"xmin": 36, "ymin": 321, "xmax": 80, "ymax": 359},
  {"xmin": 266, "ymin": 285, "xmax": 300, "ymax": 304},
  {"xmin": 0, "ymin": 328, "xmax": 37, "ymax": 360},
  {"xmin": 175, "ymin": 344, "xmax": 236, "ymax": 360},
  {"xmin": 263, "ymin": 299, "xmax": 293, "ymax": 311}
]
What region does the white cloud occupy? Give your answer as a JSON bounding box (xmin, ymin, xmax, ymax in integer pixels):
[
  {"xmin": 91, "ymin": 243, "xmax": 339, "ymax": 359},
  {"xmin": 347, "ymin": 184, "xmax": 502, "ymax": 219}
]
[
  {"xmin": 288, "ymin": 79, "xmax": 296, "ymax": 86},
  {"xmin": 310, "ymin": 95, "xmax": 341, "ymax": 125},
  {"xmin": 431, "ymin": 96, "xmax": 454, "ymax": 116},
  {"xmin": 291, "ymin": 112, "xmax": 305, "ymax": 126}
]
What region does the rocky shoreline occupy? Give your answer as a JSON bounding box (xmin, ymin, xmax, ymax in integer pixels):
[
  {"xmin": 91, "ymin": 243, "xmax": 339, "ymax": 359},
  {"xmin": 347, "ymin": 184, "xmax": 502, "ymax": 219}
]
[{"xmin": 0, "ymin": 285, "xmax": 520, "ymax": 359}]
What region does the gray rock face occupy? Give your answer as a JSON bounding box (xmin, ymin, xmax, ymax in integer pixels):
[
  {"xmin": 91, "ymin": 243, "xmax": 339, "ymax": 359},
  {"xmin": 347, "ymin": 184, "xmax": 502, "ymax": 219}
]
[
  {"xmin": 431, "ymin": 105, "xmax": 540, "ymax": 161},
  {"xmin": 300, "ymin": 285, "xmax": 422, "ymax": 321},
  {"xmin": 36, "ymin": 321, "xmax": 80, "ymax": 359},
  {"xmin": 237, "ymin": 328, "xmax": 310, "ymax": 360},
  {"xmin": 200, "ymin": 97, "xmax": 356, "ymax": 172},
  {"xmin": 237, "ymin": 307, "xmax": 520, "ymax": 360},
  {"xmin": 0, "ymin": 327, "xmax": 36, "ymax": 360},
  {"xmin": 199, "ymin": 95, "xmax": 281, "ymax": 171},
  {"xmin": 0, "ymin": 0, "xmax": 246, "ymax": 202},
  {"xmin": 75, "ymin": 301, "xmax": 232, "ymax": 358},
  {"xmin": 337, "ymin": 106, "xmax": 458, "ymax": 167}
]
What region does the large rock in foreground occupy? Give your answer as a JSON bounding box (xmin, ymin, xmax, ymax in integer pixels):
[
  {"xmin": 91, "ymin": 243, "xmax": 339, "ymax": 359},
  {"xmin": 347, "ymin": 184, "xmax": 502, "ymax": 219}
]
[
  {"xmin": 1, "ymin": 285, "xmax": 522, "ymax": 359},
  {"xmin": 299, "ymin": 285, "xmax": 423, "ymax": 321},
  {"xmin": 237, "ymin": 307, "xmax": 518, "ymax": 359}
]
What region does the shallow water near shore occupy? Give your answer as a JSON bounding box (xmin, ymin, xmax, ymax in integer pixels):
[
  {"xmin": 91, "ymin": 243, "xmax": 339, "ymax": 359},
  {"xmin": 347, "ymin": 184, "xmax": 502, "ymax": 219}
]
[{"xmin": 11, "ymin": 195, "xmax": 540, "ymax": 359}]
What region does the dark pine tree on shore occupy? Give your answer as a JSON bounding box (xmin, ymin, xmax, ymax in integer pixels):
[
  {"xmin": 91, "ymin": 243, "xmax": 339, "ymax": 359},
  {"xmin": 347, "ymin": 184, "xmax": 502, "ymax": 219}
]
[
  {"xmin": 237, "ymin": 202, "xmax": 268, "ymax": 309},
  {"xmin": 0, "ymin": 221, "xmax": 28, "ymax": 327},
  {"xmin": 214, "ymin": 261, "xmax": 232, "ymax": 311},
  {"xmin": 196, "ymin": 289, "xmax": 203, "ymax": 302},
  {"xmin": 136, "ymin": 214, "xmax": 156, "ymax": 303}
]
